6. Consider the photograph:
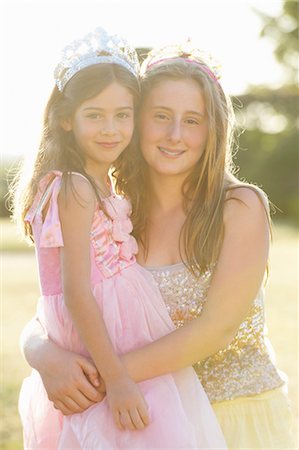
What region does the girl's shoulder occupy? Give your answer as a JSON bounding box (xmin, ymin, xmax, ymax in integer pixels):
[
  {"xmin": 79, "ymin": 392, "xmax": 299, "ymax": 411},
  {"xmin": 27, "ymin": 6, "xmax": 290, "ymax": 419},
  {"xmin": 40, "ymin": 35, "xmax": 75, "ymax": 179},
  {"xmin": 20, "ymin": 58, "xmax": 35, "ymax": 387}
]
[
  {"xmin": 59, "ymin": 171, "xmax": 96, "ymax": 204},
  {"xmin": 36, "ymin": 170, "xmax": 97, "ymax": 210},
  {"xmin": 28, "ymin": 170, "xmax": 95, "ymax": 222},
  {"xmin": 224, "ymin": 184, "xmax": 270, "ymax": 228},
  {"xmin": 225, "ymin": 184, "xmax": 269, "ymax": 209}
]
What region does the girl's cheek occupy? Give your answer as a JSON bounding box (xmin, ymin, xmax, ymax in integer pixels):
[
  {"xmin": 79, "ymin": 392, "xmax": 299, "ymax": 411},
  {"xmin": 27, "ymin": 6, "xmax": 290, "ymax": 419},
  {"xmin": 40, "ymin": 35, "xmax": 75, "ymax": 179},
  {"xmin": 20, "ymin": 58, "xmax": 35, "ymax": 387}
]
[{"xmin": 143, "ymin": 121, "xmax": 160, "ymax": 140}]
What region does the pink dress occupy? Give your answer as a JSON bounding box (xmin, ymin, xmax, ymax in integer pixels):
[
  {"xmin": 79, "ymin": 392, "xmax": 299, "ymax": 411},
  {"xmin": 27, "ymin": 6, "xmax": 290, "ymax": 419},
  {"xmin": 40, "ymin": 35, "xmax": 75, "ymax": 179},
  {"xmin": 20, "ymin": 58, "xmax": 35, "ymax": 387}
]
[{"xmin": 19, "ymin": 170, "xmax": 227, "ymax": 450}]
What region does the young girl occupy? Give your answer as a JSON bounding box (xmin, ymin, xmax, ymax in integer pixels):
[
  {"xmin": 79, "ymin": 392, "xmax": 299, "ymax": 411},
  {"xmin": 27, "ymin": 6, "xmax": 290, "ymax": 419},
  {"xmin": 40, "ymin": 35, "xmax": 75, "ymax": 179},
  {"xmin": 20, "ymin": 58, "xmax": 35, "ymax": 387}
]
[
  {"xmin": 14, "ymin": 28, "xmax": 227, "ymax": 449},
  {"xmin": 21, "ymin": 41, "xmax": 296, "ymax": 449}
]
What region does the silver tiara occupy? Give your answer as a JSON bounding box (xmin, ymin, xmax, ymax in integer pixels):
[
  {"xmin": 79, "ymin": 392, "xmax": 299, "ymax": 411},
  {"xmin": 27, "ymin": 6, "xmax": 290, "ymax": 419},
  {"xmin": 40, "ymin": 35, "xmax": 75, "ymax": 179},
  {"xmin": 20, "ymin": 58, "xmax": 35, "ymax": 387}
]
[{"xmin": 54, "ymin": 27, "xmax": 140, "ymax": 91}]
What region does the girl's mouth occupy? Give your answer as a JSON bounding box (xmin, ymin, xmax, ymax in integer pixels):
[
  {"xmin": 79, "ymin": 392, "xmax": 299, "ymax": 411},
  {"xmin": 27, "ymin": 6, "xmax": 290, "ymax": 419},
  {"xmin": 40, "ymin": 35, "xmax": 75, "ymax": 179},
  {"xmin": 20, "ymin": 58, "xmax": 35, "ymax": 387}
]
[
  {"xmin": 97, "ymin": 142, "xmax": 120, "ymax": 148},
  {"xmin": 158, "ymin": 147, "xmax": 186, "ymax": 157}
]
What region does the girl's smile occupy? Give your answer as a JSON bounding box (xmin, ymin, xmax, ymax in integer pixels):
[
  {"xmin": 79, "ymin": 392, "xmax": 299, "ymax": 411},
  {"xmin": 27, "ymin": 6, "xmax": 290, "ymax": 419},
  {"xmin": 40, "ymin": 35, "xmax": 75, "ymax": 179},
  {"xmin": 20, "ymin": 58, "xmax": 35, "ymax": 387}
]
[
  {"xmin": 96, "ymin": 141, "xmax": 122, "ymax": 148},
  {"xmin": 140, "ymin": 78, "xmax": 208, "ymax": 179},
  {"xmin": 158, "ymin": 146, "xmax": 187, "ymax": 157},
  {"xmin": 64, "ymin": 82, "xmax": 134, "ymax": 180}
]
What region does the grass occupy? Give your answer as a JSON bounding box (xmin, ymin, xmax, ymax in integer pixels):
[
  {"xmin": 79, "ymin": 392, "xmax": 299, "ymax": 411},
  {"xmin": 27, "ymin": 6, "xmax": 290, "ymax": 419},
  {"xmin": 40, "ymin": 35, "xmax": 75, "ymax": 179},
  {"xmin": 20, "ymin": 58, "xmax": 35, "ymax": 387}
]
[{"xmin": 1, "ymin": 218, "xmax": 298, "ymax": 448}]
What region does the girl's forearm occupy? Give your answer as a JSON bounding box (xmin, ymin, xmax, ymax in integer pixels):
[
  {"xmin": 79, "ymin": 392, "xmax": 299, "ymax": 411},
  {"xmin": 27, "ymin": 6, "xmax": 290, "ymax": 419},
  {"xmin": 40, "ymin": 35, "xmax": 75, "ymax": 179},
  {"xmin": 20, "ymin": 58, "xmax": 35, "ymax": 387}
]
[
  {"xmin": 64, "ymin": 288, "xmax": 125, "ymax": 383},
  {"xmin": 122, "ymin": 312, "xmax": 236, "ymax": 382},
  {"xmin": 20, "ymin": 316, "xmax": 68, "ymax": 373}
]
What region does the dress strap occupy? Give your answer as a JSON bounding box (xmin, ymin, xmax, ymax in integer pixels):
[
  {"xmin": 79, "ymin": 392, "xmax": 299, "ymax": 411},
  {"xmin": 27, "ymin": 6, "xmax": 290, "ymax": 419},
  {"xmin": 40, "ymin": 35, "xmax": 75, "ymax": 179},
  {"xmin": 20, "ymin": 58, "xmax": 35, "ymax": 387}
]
[
  {"xmin": 66, "ymin": 171, "xmax": 90, "ymax": 183},
  {"xmin": 40, "ymin": 174, "xmax": 64, "ymax": 248},
  {"xmin": 25, "ymin": 171, "xmax": 62, "ymax": 225},
  {"xmin": 25, "ymin": 171, "xmax": 64, "ymax": 248}
]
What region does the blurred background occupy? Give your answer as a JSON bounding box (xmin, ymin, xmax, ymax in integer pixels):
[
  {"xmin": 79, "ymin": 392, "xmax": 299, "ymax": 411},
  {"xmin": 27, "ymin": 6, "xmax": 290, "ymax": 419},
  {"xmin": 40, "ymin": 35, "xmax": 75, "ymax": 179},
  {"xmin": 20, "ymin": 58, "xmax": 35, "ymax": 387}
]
[{"xmin": 1, "ymin": 0, "xmax": 298, "ymax": 448}]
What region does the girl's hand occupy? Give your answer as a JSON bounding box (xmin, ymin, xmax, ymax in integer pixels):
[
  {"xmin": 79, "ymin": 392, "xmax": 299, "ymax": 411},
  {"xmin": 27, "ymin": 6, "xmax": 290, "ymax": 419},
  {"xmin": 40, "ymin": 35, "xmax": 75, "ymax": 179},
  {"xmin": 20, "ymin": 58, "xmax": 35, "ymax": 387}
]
[
  {"xmin": 39, "ymin": 348, "xmax": 105, "ymax": 415},
  {"xmin": 20, "ymin": 316, "xmax": 106, "ymax": 415},
  {"xmin": 106, "ymin": 375, "xmax": 149, "ymax": 430}
]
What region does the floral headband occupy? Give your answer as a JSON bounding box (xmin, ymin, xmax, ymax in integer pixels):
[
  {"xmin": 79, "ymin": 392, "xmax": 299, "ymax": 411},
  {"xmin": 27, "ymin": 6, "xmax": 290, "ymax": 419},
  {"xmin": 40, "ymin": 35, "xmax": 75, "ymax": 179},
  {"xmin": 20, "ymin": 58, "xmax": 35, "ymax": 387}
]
[{"xmin": 140, "ymin": 42, "xmax": 222, "ymax": 85}]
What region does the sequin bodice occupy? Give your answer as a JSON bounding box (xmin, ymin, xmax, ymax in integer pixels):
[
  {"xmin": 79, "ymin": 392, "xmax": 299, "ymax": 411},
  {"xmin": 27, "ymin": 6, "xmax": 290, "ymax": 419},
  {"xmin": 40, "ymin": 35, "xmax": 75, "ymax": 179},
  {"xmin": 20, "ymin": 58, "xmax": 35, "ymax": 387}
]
[{"xmin": 147, "ymin": 263, "xmax": 284, "ymax": 403}]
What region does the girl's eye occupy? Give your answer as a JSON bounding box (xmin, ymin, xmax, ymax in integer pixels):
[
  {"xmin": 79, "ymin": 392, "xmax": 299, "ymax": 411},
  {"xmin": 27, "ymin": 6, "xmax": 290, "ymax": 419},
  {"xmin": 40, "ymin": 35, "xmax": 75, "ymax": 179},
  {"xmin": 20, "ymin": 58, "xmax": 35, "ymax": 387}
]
[
  {"xmin": 185, "ymin": 118, "xmax": 200, "ymax": 125},
  {"xmin": 155, "ymin": 113, "xmax": 169, "ymax": 121},
  {"xmin": 117, "ymin": 112, "xmax": 131, "ymax": 119},
  {"xmin": 87, "ymin": 113, "xmax": 102, "ymax": 120}
]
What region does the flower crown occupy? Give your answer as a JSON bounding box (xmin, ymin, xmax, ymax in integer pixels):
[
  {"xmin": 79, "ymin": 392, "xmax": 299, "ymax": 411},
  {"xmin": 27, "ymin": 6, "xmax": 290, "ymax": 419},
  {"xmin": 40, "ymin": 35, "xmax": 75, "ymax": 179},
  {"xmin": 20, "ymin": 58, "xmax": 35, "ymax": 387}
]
[
  {"xmin": 140, "ymin": 42, "xmax": 221, "ymax": 84},
  {"xmin": 54, "ymin": 27, "xmax": 140, "ymax": 92}
]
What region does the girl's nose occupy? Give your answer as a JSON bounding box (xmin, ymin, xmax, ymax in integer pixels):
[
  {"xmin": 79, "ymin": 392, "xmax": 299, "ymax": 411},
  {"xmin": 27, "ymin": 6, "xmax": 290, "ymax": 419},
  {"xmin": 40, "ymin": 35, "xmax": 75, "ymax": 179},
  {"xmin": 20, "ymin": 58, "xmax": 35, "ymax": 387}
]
[
  {"xmin": 167, "ymin": 119, "xmax": 182, "ymax": 144},
  {"xmin": 101, "ymin": 118, "xmax": 117, "ymax": 135}
]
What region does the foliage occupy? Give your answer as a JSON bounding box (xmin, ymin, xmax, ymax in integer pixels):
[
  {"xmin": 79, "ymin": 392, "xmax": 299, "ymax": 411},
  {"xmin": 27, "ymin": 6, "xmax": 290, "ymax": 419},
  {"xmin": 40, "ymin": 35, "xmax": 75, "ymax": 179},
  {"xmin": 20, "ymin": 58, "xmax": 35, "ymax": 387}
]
[
  {"xmin": 233, "ymin": 84, "xmax": 299, "ymax": 223},
  {"xmin": 233, "ymin": 0, "xmax": 299, "ymax": 224},
  {"xmin": 255, "ymin": 0, "xmax": 299, "ymax": 83}
]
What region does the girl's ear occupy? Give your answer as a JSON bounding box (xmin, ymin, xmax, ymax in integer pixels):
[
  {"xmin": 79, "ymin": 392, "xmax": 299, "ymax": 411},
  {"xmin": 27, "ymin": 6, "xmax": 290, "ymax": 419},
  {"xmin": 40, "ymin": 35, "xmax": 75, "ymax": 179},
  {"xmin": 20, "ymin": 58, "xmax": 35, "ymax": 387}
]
[{"xmin": 60, "ymin": 118, "xmax": 72, "ymax": 131}]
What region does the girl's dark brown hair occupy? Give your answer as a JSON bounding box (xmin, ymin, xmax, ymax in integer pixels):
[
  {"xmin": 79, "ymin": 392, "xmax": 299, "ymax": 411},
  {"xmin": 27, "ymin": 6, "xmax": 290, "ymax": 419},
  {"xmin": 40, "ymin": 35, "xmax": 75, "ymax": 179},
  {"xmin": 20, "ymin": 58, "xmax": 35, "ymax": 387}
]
[{"xmin": 10, "ymin": 63, "xmax": 140, "ymax": 240}]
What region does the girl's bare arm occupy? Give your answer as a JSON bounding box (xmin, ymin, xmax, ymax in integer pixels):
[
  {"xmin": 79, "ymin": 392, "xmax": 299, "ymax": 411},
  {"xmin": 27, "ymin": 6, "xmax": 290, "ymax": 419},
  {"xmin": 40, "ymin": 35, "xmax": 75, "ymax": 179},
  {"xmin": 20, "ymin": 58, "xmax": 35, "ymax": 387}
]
[{"xmin": 58, "ymin": 174, "xmax": 148, "ymax": 430}]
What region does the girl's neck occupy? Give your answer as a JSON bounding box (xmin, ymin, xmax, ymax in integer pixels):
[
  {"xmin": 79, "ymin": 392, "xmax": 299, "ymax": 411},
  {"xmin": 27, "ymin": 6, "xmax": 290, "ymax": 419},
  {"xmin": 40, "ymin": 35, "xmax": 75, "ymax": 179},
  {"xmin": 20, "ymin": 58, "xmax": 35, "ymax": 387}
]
[
  {"xmin": 84, "ymin": 165, "xmax": 111, "ymax": 195},
  {"xmin": 148, "ymin": 172, "xmax": 185, "ymax": 213}
]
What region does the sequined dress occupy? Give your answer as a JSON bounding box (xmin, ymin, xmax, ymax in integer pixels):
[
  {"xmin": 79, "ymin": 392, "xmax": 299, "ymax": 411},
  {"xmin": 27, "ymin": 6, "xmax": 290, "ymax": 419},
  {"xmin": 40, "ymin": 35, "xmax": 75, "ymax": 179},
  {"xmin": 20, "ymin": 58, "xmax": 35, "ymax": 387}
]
[
  {"xmin": 147, "ymin": 262, "xmax": 295, "ymax": 449},
  {"xmin": 18, "ymin": 171, "xmax": 227, "ymax": 450}
]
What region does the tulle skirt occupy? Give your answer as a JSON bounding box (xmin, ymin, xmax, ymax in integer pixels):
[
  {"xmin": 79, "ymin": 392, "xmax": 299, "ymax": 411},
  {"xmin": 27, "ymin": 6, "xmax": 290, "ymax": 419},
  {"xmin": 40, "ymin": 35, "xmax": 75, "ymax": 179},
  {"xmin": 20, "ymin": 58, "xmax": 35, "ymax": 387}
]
[{"xmin": 213, "ymin": 386, "xmax": 296, "ymax": 449}]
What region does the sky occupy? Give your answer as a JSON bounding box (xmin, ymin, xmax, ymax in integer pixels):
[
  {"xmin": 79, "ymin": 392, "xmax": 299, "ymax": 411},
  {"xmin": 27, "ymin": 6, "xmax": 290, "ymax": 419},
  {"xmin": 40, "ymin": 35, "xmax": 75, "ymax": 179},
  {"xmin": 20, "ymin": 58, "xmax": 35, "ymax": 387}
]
[{"xmin": 0, "ymin": 0, "xmax": 284, "ymax": 159}]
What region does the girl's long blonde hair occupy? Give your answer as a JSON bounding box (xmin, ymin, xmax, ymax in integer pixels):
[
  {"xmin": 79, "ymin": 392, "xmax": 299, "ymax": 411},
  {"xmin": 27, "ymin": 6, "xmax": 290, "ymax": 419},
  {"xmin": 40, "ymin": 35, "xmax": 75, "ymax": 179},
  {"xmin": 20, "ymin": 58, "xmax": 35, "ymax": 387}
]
[
  {"xmin": 114, "ymin": 58, "xmax": 270, "ymax": 275},
  {"xmin": 9, "ymin": 64, "xmax": 140, "ymax": 241}
]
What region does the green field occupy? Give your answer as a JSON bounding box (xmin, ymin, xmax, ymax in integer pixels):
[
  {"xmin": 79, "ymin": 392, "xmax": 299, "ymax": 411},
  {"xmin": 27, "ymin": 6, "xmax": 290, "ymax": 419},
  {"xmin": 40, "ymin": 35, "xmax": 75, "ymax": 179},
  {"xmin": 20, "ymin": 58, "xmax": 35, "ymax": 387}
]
[{"xmin": 1, "ymin": 218, "xmax": 298, "ymax": 448}]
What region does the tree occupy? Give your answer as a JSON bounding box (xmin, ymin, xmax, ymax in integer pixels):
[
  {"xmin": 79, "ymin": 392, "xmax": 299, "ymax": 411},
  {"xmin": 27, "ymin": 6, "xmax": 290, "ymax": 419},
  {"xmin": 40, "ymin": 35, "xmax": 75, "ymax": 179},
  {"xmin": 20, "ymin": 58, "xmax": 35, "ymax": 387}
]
[
  {"xmin": 256, "ymin": 1, "xmax": 298, "ymax": 84},
  {"xmin": 233, "ymin": 0, "xmax": 299, "ymax": 223}
]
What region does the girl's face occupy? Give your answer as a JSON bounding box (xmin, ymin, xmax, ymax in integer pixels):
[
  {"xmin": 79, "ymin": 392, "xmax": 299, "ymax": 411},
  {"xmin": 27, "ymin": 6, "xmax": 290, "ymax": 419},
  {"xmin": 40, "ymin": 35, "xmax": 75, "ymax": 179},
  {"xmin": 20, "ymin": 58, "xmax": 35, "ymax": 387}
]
[
  {"xmin": 65, "ymin": 82, "xmax": 134, "ymax": 179},
  {"xmin": 139, "ymin": 78, "xmax": 208, "ymax": 179}
]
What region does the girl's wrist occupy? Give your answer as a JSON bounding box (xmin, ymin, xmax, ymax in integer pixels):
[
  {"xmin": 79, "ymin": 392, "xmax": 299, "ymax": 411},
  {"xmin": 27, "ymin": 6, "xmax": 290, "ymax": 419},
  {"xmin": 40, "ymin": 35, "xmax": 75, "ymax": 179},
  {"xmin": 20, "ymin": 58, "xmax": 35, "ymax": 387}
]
[
  {"xmin": 95, "ymin": 354, "xmax": 127, "ymax": 385},
  {"xmin": 101, "ymin": 367, "xmax": 128, "ymax": 385},
  {"xmin": 35, "ymin": 339, "xmax": 66, "ymax": 375}
]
